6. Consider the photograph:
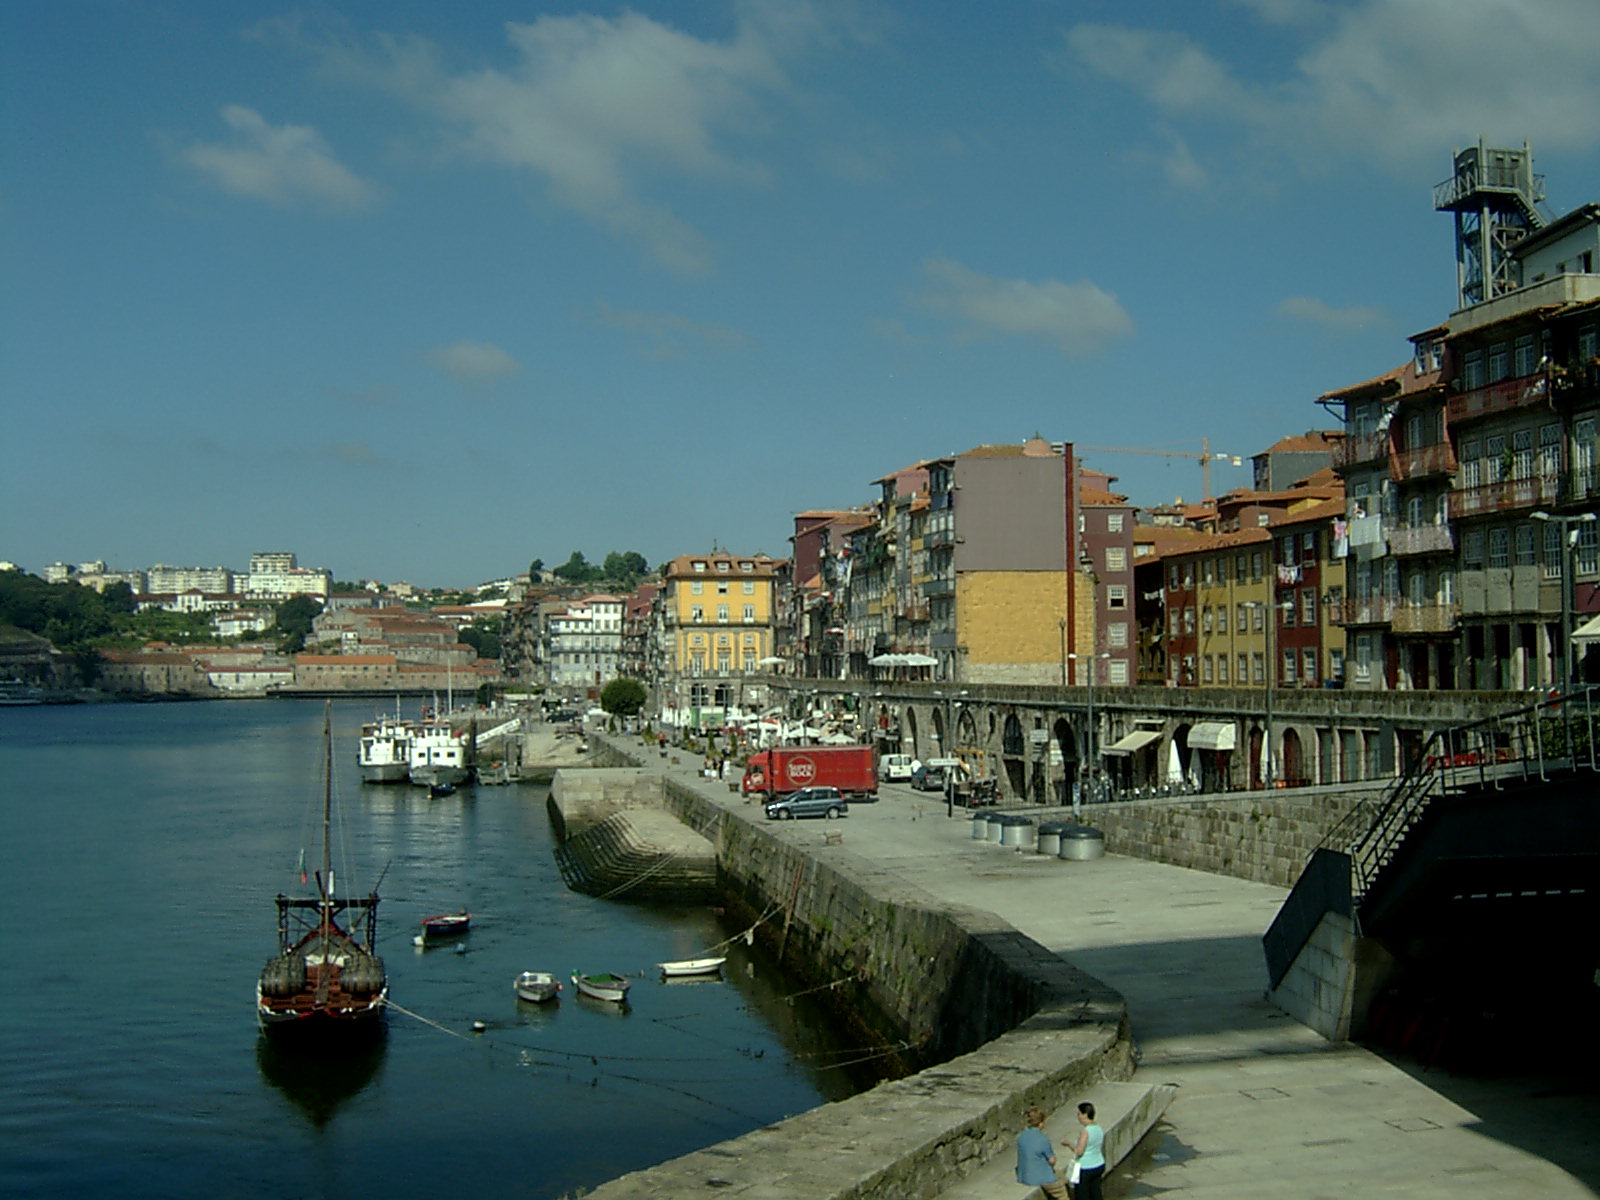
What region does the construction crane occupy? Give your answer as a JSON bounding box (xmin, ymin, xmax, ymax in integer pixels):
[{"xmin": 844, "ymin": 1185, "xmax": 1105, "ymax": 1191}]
[{"xmin": 1073, "ymin": 437, "xmax": 1244, "ymax": 501}]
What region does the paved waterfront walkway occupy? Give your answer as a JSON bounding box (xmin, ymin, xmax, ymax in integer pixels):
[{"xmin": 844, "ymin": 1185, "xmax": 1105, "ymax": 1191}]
[{"xmin": 639, "ymin": 747, "xmax": 1599, "ymax": 1200}]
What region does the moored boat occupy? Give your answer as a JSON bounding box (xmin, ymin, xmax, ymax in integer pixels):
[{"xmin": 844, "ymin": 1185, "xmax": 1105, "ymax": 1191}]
[
  {"xmin": 571, "ymin": 971, "xmax": 631, "ymax": 1002},
  {"xmin": 357, "ymin": 716, "xmax": 414, "ymax": 784},
  {"xmin": 418, "ymin": 911, "xmax": 471, "ymax": 940},
  {"xmin": 257, "ymin": 703, "xmax": 388, "ymax": 1031},
  {"xmin": 514, "ymin": 971, "xmax": 561, "ymax": 1002},
  {"xmin": 657, "ymin": 957, "xmax": 726, "ymax": 977},
  {"xmin": 408, "ymin": 721, "xmax": 472, "ymax": 788}
]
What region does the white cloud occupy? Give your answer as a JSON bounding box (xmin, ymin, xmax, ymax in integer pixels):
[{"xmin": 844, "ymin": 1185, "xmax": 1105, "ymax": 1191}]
[
  {"xmin": 285, "ymin": 7, "xmax": 817, "ymax": 275},
  {"xmin": 178, "ymin": 105, "xmax": 377, "ymax": 210},
  {"xmin": 1067, "ymin": 0, "xmax": 1600, "ymax": 169},
  {"xmin": 592, "ymin": 300, "xmax": 748, "ymax": 359},
  {"xmin": 428, "ymin": 341, "xmax": 520, "ymax": 382},
  {"xmin": 913, "ymin": 258, "xmax": 1133, "ymax": 357},
  {"xmin": 1277, "ymin": 295, "xmax": 1387, "ymax": 330}
]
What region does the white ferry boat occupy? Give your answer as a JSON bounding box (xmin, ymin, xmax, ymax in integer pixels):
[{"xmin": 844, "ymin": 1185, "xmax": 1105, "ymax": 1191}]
[
  {"xmin": 408, "ymin": 722, "xmax": 472, "ymax": 788},
  {"xmin": 357, "ymin": 717, "xmax": 415, "ymax": 784}
]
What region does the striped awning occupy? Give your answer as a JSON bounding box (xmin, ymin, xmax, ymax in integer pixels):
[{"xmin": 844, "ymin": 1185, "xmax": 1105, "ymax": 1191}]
[
  {"xmin": 1102, "ymin": 729, "xmax": 1162, "ymax": 756},
  {"xmin": 1187, "ymin": 721, "xmax": 1237, "ymax": 751}
]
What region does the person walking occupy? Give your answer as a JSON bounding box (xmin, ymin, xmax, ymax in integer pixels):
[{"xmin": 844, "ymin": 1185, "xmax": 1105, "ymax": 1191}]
[
  {"xmin": 1016, "ymin": 1106, "xmax": 1067, "ymax": 1199},
  {"xmin": 1062, "ymin": 1101, "xmax": 1106, "ymax": 1200}
]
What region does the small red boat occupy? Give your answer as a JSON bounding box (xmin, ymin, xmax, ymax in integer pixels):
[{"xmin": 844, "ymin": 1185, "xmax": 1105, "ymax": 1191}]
[{"xmin": 418, "ymin": 911, "xmax": 472, "ymax": 940}]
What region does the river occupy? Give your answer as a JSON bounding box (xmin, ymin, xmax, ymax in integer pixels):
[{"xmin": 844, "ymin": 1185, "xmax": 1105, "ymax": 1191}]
[{"xmin": 0, "ymin": 699, "xmax": 875, "ymax": 1200}]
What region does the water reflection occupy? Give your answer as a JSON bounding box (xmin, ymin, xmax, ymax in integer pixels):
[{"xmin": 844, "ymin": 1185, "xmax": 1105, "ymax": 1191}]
[{"xmin": 255, "ymin": 1028, "xmax": 388, "ymax": 1128}]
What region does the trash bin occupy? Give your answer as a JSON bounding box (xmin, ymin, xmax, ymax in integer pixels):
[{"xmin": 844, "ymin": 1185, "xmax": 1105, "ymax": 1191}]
[
  {"xmin": 970, "ymin": 812, "xmax": 990, "ymax": 841},
  {"xmin": 1036, "ymin": 821, "xmax": 1068, "ymax": 857},
  {"xmin": 1057, "ymin": 823, "xmax": 1105, "ymax": 861},
  {"xmin": 999, "ymin": 814, "xmax": 1035, "ymax": 848},
  {"xmin": 984, "ymin": 812, "xmax": 1006, "ymax": 842}
]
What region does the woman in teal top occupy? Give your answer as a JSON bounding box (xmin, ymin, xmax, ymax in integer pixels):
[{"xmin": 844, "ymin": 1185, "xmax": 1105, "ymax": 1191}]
[{"xmin": 1064, "ymin": 1100, "xmax": 1106, "ymax": 1199}]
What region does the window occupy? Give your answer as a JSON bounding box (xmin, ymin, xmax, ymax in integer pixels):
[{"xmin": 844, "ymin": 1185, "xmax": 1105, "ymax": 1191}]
[
  {"xmin": 1182, "ymin": 564, "xmax": 1194, "ymax": 587},
  {"xmin": 1580, "ymin": 324, "xmax": 1598, "ymax": 361},
  {"xmin": 1543, "ymin": 524, "xmax": 1563, "ymax": 578},
  {"xmin": 1251, "ymin": 551, "xmax": 1264, "ymax": 580},
  {"xmin": 743, "ymin": 580, "xmax": 755, "ymax": 594},
  {"xmin": 691, "ymin": 605, "xmax": 704, "ymax": 622},
  {"xmin": 691, "ymin": 581, "xmax": 703, "ymax": 595},
  {"xmin": 1515, "ymin": 525, "xmax": 1536, "ymax": 566},
  {"xmin": 1106, "ymin": 547, "xmax": 1127, "ymax": 572},
  {"xmin": 1301, "ymin": 589, "xmax": 1317, "ymax": 625},
  {"xmin": 1512, "ymin": 428, "xmax": 1533, "ymax": 479},
  {"xmin": 1217, "ymin": 655, "xmax": 1229, "ymax": 684},
  {"xmin": 1580, "ymin": 524, "xmax": 1600, "ymax": 575},
  {"xmin": 1540, "ymin": 423, "xmax": 1562, "ymax": 479},
  {"xmin": 1107, "ymin": 512, "xmax": 1125, "ymax": 532},
  {"xmin": 1202, "ymin": 656, "xmax": 1214, "ymax": 684},
  {"xmin": 1329, "ymin": 647, "xmax": 1345, "ymax": 681},
  {"xmin": 1488, "ymin": 342, "xmax": 1509, "ymax": 382},
  {"xmin": 1252, "ymin": 605, "xmax": 1265, "ymax": 633},
  {"xmin": 1461, "ymin": 349, "xmax": 1485, "ymax": 389},
  {"xmin": 1168, "ymin": 610, "xmax": 1179, "ymax": 636},
  {"xmin": 1281, "ymin": 647, "xmax": 1296, "ymax": 684},
  {"xmin": 692, "ymin": 561, "xmax": 707, "ymax": 572},
  {"xmin": 1280, "ymin": 535, "xmax": 1295, "ymax": 566},
  {"xmin": 1201, "ymin": 607, "xmax": 1214, "ymax": 635},
  {"xmin": 1237, "ymin": 602, "xmax": 1249, "ymax": 632},
  {"xmin": 742, "ymin": 604, "xmax": 755, "ymax": 622},
  {"xmin": 1202, "ymin": 559, "xmax": 1215, "ymax": 585},
  {"xmin": 1236, "ymin": 555, "xmax": 1248, "ymax": 583},
  {"xmin": 1488, "ymin": 528, "xmax": 1509, "ymax": 569},
  {"xmin": 1484, "ymin": 434, "xmax": 1506, "ymax": 483},
  {"xmin": 715, "ymin": 561, "xmax": 730, "ymax": 572},
  {"xmin": 716, "ymin": 604, "xmax": 729, "ymax": 621},
  {"xmin": 1107, "ymin": 659, "xmax": 1129, "ymax": 685},
  {"xmin": 717, "ymin": 581, "xmax": 729, "ymax": 594},
  {"xmin": 1169, "ymin": 564, "xmax": 1181, "ymax": 588},
  {"xmin": 1182, "ymin": 607, "xmax": 1195, "ymax": 635},
  {"xmin": 1514, "ymin": 334, "xmax": 1537, "ymax": 377},
  {"xmin": 1302, "ymin": 648, "xmax": 1318, "ymax": 684},
  {"xmin": 1216, "ymin": 605, "xmax": 1227, "ymax": 634},
  {"xmin": 1252, "ymin": 652, "xmax": 1265, "ymax": 684},
  {"xmin": 1107, "ymin": 622, "xmax": 1128, "ymax": 648},
  {"xmin": 1107, "ymin": 584, "xmax": 1127, "ymax": 609},
  {"xmin": 1238, "ymin": 652, "xmax": 1249, "ymax": 683}
]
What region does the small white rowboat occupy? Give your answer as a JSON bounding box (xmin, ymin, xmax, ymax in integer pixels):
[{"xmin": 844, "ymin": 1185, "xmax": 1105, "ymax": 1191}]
[
  {"xmin": 514, "ymin": 971, "xmax": 561, "ymax": 1002},
  {"xmin": 657, "ymin": 957, "xmax": 727, "ymax": 977}
]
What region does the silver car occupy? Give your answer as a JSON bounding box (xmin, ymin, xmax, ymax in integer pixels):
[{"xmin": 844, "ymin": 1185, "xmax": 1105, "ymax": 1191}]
[{"xmin": 764, "ymin": 786, "xmax": 848, "ymax": 820}]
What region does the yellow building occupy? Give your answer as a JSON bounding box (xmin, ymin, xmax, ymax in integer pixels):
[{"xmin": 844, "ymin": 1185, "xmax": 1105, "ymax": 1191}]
[{"xmin": 662, "ymin": 552, "xmax": 781, "ymax": 721}]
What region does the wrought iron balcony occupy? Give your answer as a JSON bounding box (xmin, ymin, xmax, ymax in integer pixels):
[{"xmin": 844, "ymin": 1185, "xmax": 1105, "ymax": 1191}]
[
  {"xmin": 1332, "ymin": 430, "xmax": 1390, "ymax": 469},
  {"xmin": 1393, "ymin": 442, "xmax": 1455, "ymax": 480},
  {"xmin": 1326, "ymin": 595, "xmax": 1398, "ymax": 626},
  {"xmin": 1386, "ymin": 523, "xmax": 1455, "ymax": 556},
  {"xmin": 1447, "ymin": 372, "xmax": 1549, "ymax": 423},
  {"xmin": 922, "ymin": 577, "xmax": 956, "ymax": 598},
  {"xmin": 1390, "ymin": 603, "xmax": 1460, "ymax": 634},
  {"xmin": 1449, "ymin": 475, "xmax": 1561, "ymax": 518}
]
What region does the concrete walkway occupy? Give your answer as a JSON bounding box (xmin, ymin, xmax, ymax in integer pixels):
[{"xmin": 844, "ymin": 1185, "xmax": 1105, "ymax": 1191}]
[{"xmin": 640, "ymin": 747, "xmax": 1598, "ymax": 1200}]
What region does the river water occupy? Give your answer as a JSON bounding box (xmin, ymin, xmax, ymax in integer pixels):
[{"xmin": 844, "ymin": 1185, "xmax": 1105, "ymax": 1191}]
[{"xmin": 0, "ymin": 699, "xmax": 873, "ymax": 1200}]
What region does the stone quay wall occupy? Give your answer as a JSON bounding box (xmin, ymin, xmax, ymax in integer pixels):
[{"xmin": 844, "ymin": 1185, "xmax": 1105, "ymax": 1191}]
[
  {"xmin": 557, "ymin": 746, "xmax": 1134, "ymax": 1200},
  {"xmin": 1075, "ymin": 781, "xmax": 1389, "ymax": 889}
]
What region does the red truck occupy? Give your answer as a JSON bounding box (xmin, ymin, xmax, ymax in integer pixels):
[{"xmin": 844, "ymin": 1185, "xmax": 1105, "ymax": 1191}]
[{"xmin": 741, "ymin": 745, "xmax": 878, "ymax": 800}]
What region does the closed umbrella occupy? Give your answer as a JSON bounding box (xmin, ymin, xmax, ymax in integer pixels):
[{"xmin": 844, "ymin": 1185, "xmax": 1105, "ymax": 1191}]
[{"xmin": 1166, "ymin": 738, "xmax": 1185, "ymax": 784}]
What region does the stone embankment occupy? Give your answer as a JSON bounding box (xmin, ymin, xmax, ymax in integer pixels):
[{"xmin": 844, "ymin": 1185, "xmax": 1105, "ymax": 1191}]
[
  {"xmin": 545, "ymin": 745, "xmax": 1146, "ymax": 1200},
  {"xmin": 550, "ymin": 768, "xmax": 717, "ymax": 902}
]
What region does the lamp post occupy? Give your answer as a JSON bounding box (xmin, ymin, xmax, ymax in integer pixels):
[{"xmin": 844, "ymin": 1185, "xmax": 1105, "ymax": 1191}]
[
  {"xmin": 934, "ymin": 689, "xmax": 967, "ymax": 817},
  {"xmin": 1241, "ymin": 600, "xmax": 1286, "ymax": 789},
  {"xmin": 1067, "ymin": 652, "xmax": 1110, "ymax": 804},
  {"xmin": 1532, "ymin": 511, "xmax": 1597, "ymax": 690}
]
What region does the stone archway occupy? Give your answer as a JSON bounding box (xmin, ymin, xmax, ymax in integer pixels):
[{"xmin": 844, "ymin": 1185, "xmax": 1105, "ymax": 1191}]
[
  {"xmin": 1052, "ymin": 716, "xmax": 1078, "ymax": 805},
  {"xmin": 1281, "ymin": 728, "xmax": 1305, "ymax": 788}
]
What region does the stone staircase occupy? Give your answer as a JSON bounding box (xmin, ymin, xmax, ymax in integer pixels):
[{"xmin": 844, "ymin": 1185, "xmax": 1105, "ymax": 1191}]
[{"xmin": 553, "ymin": 809, "xmax": 718, "ymax": 903}]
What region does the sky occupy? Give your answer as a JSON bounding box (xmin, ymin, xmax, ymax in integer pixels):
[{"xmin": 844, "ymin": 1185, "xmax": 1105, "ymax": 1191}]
[{"xmin": 7, "ymin": 0, "xmax": 1600, "ymax": 588}]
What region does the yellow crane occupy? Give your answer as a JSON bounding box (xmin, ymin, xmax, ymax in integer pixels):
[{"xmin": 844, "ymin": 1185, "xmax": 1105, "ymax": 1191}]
[{"xmin": 1074, "ymin": 437, "xmax": 1244, "ymax": 501}]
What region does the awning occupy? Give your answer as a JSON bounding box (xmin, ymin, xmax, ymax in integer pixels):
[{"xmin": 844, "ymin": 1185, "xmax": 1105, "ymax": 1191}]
[
  {"xmin": 1187, "ymin": 721, "xmax": 1237, "ymax": 752},
  {"xmin": 1573, "ymin": 615, "xmax": 1600, "ymax": 644},
  {"xmin": 1102, "ymin": 729, "xmax": 1162, "ymax": 756}
]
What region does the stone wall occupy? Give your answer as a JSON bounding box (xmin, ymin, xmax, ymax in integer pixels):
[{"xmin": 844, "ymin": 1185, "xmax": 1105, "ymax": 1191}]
[{"xmin": 1078, "ymin": 783, "xmax": 1387, "ymax": 888}]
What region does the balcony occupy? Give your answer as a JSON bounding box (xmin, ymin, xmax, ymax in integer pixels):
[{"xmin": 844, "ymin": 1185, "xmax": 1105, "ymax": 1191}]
[
  {"xmin": 922, "ymin": 577, "xmax": 956, "ymax": 598},
  {"xmin": 1447, "ymin": 372, "xmax": 1549, "ymax": 423},
  {"xmin": 1332, "ymin": 430, "xmax": 1390, "ymax": 469},
  {"xmin": 1326, "ymin": 595, "xmax": 1398, "ymax": 626},
  {"xmin": 901, "ymin": 603, "xmax": 929, "ymax": 622},
  {"xmin": 1386, "ymin": 523, "xmax": 1455, "ymax": 556},
  {"xmin": 1449, "ymin": 475, "xmax": 1561, "ymax": 518},
  {"xmin": 1393, "ymin": 442, "xmax": 1455, "ymax": 480},
  {"xmin": 1390, "ymin": 603, "xmax": 1460, "ymax": 634},
  {"xmin": 924, "ymin": 528, "xmax": 956, "ymax": 549}
]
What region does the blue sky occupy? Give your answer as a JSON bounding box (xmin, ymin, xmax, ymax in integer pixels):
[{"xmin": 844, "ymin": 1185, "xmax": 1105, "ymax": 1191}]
[{"xmin": 7, "ymin": 0, "xmax": 1600, "ymax": 587}]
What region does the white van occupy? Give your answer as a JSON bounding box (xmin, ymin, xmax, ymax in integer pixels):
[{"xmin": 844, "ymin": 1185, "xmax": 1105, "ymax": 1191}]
[{"xmin": 879, "ymin": 753, "xmax": 915, "ymax": 782}]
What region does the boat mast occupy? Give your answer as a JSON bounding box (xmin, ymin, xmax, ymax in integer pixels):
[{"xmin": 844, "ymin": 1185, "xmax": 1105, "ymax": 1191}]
[{"xmin": 317, "ymin": 700, "xmax": 334, "ymax": 1003}]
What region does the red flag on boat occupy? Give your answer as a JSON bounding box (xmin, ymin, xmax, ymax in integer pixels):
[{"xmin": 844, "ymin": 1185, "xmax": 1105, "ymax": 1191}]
[{"xmin": 296, "ymin": 848, "xmax": 308, "ymax": 885}]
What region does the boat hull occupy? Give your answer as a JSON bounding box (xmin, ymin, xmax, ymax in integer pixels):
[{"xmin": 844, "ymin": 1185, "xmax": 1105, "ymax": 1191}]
[
  {"xmin": 514, "ymin": 972, "xmax": 561, "ymax": 1003},
  {"xmin": 657, "ymin": 957, "xmax": 726, "ymax": 977},
  {"xmin": 571, "ymin": 973, "xmax": 630, "ymax": 1003},
  {"xmin": 419, "ymin": 913, "xmax": 471, "ymax": 939},
  {"xmin": 360, "ymin": 763, "xmax": 410, "ymax": 784}
]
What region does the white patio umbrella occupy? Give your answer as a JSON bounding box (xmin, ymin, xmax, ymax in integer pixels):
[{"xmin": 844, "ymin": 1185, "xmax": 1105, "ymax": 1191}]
[{"xmin": 1166, "ymin": 738, "xmax": 1185, "ymax": 784}]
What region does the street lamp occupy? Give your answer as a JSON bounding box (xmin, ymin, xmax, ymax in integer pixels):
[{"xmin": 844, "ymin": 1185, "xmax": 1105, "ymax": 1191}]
[
  {"xmin": 1532, "ymin": 511, "xmax": 1597, "ymax": 690},
  {"xmin": 1067, "ymin": 652, "xmax": 1110, "ymax": 805},
  {"xmin": 933, "ymin": 689, "xmax": 967, "ymax": 817},
  {"xmin": 1241, "ymin": 599, "xmax": 1289, "ymax": 789}
]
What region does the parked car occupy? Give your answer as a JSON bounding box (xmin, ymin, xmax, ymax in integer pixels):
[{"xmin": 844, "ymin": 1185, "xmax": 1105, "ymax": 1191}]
[
  {"xmin": 763, "ymin": 786, "xmax": 849, "ymax": 820},
  {"xmin": 879, "ymin": 753, "xmax": 915, "ymax": 782},
  {"xmin": 912, "ymin": 758, "xmax": 963, "ymax": 791}
]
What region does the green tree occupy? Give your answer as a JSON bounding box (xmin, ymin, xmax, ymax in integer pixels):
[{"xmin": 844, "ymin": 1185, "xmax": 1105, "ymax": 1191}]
[
  {"xmin": 553, "ymin": 551, "xmax": 596, "ymax": 584},
  {"xmin": 459, "ymin": 620, "xmax": 501, "ymax": 660},
  {"xmin": 528, "ymin": 558, "xmax": 544, "ymax": 580},
  {"xmin": 102, "ymin": 580, "xmax": 137, "ymax": 614},
  {"xmin": 271, "ymin": 595, "xmax": 323, "ymax": 653},
  {"xmin": 599, "ymin": 677, "xmax": 647, "ymax": 717}
]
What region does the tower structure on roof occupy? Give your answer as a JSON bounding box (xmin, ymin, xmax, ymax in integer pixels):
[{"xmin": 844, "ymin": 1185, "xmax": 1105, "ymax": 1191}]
[{"xmin": 1433, "ymin": 139, "xmax": 1546, "ymax": 309}]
